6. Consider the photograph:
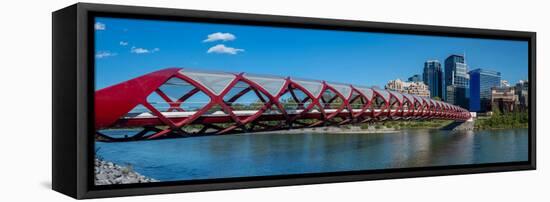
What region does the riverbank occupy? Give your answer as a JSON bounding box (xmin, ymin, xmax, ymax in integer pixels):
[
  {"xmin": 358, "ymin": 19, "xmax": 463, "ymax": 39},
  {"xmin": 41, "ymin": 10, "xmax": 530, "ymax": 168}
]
[
  {"xmin": 254, "ymin": 125, "xmax": 400, "ymax": 135},
  {"xmin": 474, "ymin": 111, "xmax": 528, "ymax": 129},
  {"xmin": 367, "ymin": 119, "xmax": 454, "ymax": 130},
  {"xmin": 95, "ymin": 159, "xmax": 158, "ymax": 185},
  {"xmin": 243, "ymin": 120, "xmax": 457, "ymax": 135}
]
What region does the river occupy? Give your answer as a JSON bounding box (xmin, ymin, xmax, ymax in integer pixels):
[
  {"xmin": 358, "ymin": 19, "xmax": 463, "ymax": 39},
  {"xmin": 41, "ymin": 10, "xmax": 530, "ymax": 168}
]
[{"xmin": 95, "ymin": 128, "xmax": 528, "ymax": 182}]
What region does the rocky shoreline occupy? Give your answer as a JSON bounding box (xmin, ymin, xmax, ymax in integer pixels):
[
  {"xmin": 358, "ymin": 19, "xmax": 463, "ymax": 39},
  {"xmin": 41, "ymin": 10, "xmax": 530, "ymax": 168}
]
[{"xmin": 95, "ymin": 159, "xmax": 158, "ymax": 185}]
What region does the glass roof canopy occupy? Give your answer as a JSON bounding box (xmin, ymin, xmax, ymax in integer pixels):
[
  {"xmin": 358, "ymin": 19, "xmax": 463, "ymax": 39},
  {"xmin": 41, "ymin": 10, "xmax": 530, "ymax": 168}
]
[
  {"xmin": 177, "ymin": 69, "xmax": 446, "ymax": 109},
  {"xmin": 292, "ymin": 79, "xmax": 324, "ymax": 98},
  {"xmin": 327, "ymin": 82, "xmax": 353, "ymax": 99},
  {"xmin": 244, "ymin": 74, "xmax": 287, "ymax": 96},
  {"xmin": 179, "ymin": 69, "xmax": 236, "ymax": 95}
]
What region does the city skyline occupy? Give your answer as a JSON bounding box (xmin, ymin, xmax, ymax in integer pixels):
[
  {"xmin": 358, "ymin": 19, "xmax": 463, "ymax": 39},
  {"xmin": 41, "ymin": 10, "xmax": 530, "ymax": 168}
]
[{"xmin": 94, "ymin": 17, "xmax": 528, "ymax": 91}]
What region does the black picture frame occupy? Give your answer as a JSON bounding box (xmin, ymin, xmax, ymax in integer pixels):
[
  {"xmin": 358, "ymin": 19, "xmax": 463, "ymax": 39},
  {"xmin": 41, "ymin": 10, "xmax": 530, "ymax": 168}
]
[{"xmin": 52, "ymin": 3, "xmax": 536, "ymax": 199}]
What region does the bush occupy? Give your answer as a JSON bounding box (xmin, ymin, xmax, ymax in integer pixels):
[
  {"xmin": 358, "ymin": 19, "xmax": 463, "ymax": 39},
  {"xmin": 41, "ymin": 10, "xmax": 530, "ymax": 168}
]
[{"xmin": 475, "ymin": 111, "xmax": 528, "ymax": 129}]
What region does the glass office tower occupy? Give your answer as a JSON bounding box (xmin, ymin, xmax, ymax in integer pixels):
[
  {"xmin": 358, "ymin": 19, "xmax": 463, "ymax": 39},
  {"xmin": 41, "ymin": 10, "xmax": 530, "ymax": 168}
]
[
  {"xmin": 422, "ymin": 60, "xmax": 443, "ymax": 99},
  {"xmin": 469, "ymin": 69, "xmax": 501, "ymax": 112},
  {"xmin": 445, "ymin": 54, "xmax": 470, "ymax": 109}
]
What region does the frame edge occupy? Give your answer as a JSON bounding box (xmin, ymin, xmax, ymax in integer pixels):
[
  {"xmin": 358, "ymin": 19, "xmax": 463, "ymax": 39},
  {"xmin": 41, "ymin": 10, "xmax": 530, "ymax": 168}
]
[
  {"xmin": 61, "ymin": 2, "xmax": 537, "ymax": 199},
  {"xmin": 52, "ymin": 3, "xmax": 79, "ymax": 199}
]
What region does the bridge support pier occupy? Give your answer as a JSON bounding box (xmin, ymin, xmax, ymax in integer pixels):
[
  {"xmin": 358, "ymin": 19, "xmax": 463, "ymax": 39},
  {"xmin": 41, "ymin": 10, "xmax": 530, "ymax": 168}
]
[{"xmin": 441, "ymin": 120, "xmax": 475, "ymax": 131}]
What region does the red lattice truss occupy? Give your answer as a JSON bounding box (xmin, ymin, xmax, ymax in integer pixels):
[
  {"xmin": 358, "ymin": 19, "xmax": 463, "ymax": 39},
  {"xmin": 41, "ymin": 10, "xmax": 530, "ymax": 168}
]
[{"xmin": 95, "ymin": 68, "xmax": 471, "ymax": 142}]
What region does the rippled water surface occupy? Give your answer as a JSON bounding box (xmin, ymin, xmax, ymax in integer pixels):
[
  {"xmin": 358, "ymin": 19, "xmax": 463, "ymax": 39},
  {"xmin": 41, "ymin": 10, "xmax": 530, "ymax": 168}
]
[{"xmin": 96, "ymin": 129, "xmax": 528, "ymax": 182}]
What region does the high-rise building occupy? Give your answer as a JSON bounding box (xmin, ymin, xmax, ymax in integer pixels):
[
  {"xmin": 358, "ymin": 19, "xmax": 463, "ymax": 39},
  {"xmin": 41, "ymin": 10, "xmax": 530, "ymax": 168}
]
[
  {"xmin": 385, "ymin": 78, "xmax": 430, "ymax": 98},
  {"xmin": 422, "ymin": 60, "xmax": 443, "ymax": 99},
  {"xmin": 515, "ymin": 80, "xmax": 528, "ymax": 111},
  {"xmin": 500, "ymin": 80, "xmax": 510, "ymax": 87},
  {"xmin": 406, "ymin": 82, "xmax": 431, "ymax": 98},
  {"xmin": 491, "ymin": 87, "xmax": 518, "ymax": 113},
  {"xmin": 446, "ymin": 85, "xmax": 455, "ymax": 104},
  {"xmin": 408, "ymin": 74, "xmax": 422, "ymax": 82},
  {"xmin": 469, "ymin": 69, "xmax": 501, "ymax": 112},
  {"xmin": 445, "ymin": 54, "xmax": 470, "ymax": 109},
  {"xmin": 385, "ymin": 79, "xmax": 405, "ymax": 92}
]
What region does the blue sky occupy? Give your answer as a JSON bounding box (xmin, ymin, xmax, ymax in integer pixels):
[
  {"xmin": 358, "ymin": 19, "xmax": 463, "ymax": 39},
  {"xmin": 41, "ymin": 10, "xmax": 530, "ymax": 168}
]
[{"xmin": 94, "ymin": 17, "xmax": 528, "ymax": 90}]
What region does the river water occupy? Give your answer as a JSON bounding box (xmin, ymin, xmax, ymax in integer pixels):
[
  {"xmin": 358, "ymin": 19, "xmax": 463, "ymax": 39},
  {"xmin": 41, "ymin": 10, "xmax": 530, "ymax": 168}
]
[{"xmin": 95, "ymin": 129, "xmax": 528, "ymax": 182}]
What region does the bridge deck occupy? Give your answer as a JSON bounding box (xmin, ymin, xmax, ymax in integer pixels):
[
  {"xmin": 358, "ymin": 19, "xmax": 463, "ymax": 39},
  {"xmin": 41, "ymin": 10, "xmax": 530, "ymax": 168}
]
[{"xmin": 110, "ymin": 109, "xmax": 453, "ymax": 129}]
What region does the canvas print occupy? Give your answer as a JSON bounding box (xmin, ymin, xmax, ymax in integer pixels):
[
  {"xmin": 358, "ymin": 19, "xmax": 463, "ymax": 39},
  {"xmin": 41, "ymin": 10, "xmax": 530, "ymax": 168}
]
[{"xmin": 93, "ymin": 17, "xmax": 529, "ymax": 185}]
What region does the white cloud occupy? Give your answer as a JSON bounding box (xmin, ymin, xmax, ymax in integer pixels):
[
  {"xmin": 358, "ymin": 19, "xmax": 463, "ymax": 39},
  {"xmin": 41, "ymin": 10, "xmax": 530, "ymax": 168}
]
[
  {"xmin": 131, "ymin": 47, "xmax": 149, "ymax": 54},
  {"xmin": 95, "ymin": 22, "xmax": 106, "ymax": 30},
  {"xmin": 95, "ymin": 51, "xmax": 116, "ymax": 59},
  {"xmin": 130, "ymin": 46, "xmax": 160, "ymax": 54},
  {"xmin": 203, "ymin": 32, "xmax": 236, "ymax": 42},
  {"xmin": 119, "ymin": 41, "xmax": 128, "ymax": 46},
  {"xmin": 207, "ymin": 44, "xmax": 244, "ymax": 55}
]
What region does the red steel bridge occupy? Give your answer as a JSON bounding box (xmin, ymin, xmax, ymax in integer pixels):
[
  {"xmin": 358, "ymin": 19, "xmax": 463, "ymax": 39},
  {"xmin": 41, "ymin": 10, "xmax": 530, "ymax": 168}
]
[{"xmin": 95, "ymin": 68, "xmax": 470, "ymax": 142}]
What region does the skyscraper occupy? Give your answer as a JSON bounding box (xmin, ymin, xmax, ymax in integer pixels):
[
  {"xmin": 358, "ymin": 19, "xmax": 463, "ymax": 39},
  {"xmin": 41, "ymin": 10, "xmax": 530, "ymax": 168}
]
[
  {"xmin": 469, "ymin": 69, "xmax": 501, "ymax": 112},
  {"xmin": 422, "ymin": 60, "xmax": 443, "ymax": 99},
  {"xmin": 445, "ymin": 54, "xmax": 470, "ymax": 109},
  {"xmin": 515, "ymin": 80, "xmax": 528, "ymax": 111},
  {"xmin": 408, "ymin": 74, "xmax": 422, "ymax": 82}
]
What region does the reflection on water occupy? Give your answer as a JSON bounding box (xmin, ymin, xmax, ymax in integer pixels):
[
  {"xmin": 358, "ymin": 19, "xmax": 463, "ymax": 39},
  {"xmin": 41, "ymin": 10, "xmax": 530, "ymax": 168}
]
[{"xmin": 95, "ymin": 129, "xmax": 528, "ymax": 182}]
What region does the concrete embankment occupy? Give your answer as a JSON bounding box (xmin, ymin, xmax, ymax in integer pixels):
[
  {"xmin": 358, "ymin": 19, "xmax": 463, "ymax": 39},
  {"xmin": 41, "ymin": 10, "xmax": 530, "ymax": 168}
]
[
  {"xmin": 95, "ymin": 159, "xmax": 158, "ymax": 185},
  {"xmin": 441, "ymin": 121, "xmax": 475, "ymax": 131}
]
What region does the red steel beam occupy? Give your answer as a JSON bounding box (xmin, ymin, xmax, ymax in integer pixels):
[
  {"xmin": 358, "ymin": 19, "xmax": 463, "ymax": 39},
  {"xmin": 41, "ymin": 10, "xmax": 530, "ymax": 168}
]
[{"xmin": 95, "ymin": 68, "xmax": 471, "ymax": 142}]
